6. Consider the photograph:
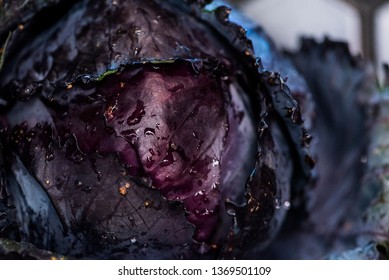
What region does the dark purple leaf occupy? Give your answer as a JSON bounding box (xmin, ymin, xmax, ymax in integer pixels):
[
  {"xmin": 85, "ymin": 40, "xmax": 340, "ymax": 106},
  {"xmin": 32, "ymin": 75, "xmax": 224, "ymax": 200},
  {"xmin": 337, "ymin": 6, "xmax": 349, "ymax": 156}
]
[{"xmin": 0, "ymin": 0, "xmax": 314, "ymax": 259}]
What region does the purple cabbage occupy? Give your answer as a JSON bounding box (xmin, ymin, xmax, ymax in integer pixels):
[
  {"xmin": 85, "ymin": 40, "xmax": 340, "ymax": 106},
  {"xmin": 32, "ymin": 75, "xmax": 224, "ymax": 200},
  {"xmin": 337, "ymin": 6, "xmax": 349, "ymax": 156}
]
[{"xmin": 0, "ymin": 0, "xmax": 316, "ymax": 259}]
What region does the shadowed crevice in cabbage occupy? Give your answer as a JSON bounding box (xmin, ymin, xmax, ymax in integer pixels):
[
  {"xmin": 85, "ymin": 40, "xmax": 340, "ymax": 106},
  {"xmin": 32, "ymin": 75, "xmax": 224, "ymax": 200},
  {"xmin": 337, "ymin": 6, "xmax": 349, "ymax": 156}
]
[{"xmin": 0, "ymin": 0, "xmax": 314, "ymax": 259}]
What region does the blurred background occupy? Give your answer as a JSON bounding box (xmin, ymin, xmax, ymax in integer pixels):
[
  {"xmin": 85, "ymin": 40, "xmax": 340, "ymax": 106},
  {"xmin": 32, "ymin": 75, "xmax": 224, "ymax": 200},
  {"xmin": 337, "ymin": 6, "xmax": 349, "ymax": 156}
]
[
  {"xmin": 227, "ymin": 0, "xmax": 389, "ymax": 80},
  {"xmin": 224, "ymin": 0, "xmax": 388, "ymax": 259}
]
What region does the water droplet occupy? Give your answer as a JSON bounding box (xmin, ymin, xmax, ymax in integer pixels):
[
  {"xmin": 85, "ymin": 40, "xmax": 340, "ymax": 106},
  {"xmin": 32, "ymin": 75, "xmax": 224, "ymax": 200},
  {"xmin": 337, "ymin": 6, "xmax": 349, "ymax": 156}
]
[
  {"xmin": 194, "ymin": 207, "xmax": 212, "ymax": 216},
  {"xmin": 284, "ymin": 201, "xmax": 291, "ymax": 209},
  {"xmin": 196, "ymin": 139, "xmax": 204, "ymax": 150},
  {"xmin": 226, "ymin": 206, "xmax": 237, "ymax": 216},
  {"xmin": 195, "ymin": 190, "xmax": 205, "ymax": 196},
  {"xmin": 45, "ymin": 179, "xmax": 50, "ymax": 185},
  {"xmin": 45, "ymin": 150, "xmax": 54, "ymax": 161},
  {"xmin": 71, "ymin": 154, "xmax": 84, "ymax": 163},
  {"xmin": 212, "ymin": 158, "xmax": 220, "ymax": 167},
  {"xmin": 258, "ymin": 120, "xmax": 268, "ymax": 136},
  {"xmin": 145, "ymin": 156, "xmax": 155, "ymax": 168},
  {"xmin": 74, "ymin": 180, "xmax": 83, "ymax": 187},
  {"xmin": 221, "ymin": 75, "xmax": 229, "ymax": 81},
  {"xmin": 130, "ymin": 237, "xmax": 137, "ymax": 244},
  {"xmin": 143, "ymin": 200, "xmax": 153, "ymax": 208},
  {"xmin": 148, "ymin": 148, "xmax": 156, "ymax": 156},
  {"xmin": 160, "ymin": 151, "xmax": 176, "ymax": 167},
  {"xmin": 121, "ymin": 129, "xmax": 138, "ymax": 145},
  {"xmin": 133, "ymin": 47, "xmax": 141, "ymax": 56},
  {"xmin": 144, "ymin": 127, "xmax": 155, "ymax": 136},
  {"xmin": 127, "ymin": 100, "xmax": 145, "ymax": 126},
  {"xmin": 170, "ymin": 142, "xmax": 177, "ymax": 150},
  {"xmin": 274, "ymin": 199, "xmax": 281, "ymax": 209},
  {"xmin": 80, "ymin": 74, "xmax": 93, "ymax": 85},
  {"xmin": 302, "ymin": 130, "xmax": 313, "ymax": 146},
  {"xmin": 134, "ymin": 28, "xmax": 142, "ymax": 35},
  {"xmin": 211, "ymin": 182, "xmax": 219, "ymax": 190}
]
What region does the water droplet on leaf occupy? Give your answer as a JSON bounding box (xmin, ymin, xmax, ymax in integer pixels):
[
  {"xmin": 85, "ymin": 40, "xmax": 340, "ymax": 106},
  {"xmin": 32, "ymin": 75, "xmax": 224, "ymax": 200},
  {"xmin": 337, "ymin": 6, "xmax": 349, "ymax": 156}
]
[{"xmin": 144, "ymin": 127, "xmax": 155, "ymax": 136}]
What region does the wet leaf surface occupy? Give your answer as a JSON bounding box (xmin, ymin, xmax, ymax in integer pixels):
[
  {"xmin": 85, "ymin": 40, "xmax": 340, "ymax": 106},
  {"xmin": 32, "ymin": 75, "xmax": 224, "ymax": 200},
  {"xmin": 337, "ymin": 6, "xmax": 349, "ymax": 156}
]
[
  {"xmin": 2, "ymin": 0, "xmax": 387, "ymax": 260},
  {"xmin": 0, "ymin": 0, "xmax": 316, "ymax": 259}
]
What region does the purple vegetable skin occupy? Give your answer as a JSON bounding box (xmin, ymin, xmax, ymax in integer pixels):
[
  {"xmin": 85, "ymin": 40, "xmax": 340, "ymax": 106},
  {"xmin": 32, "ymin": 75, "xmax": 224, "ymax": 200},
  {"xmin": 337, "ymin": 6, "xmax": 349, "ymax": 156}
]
[{"xmin": 0, "ymin": 0, "xmax": 314, "ymax": 259}]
